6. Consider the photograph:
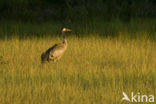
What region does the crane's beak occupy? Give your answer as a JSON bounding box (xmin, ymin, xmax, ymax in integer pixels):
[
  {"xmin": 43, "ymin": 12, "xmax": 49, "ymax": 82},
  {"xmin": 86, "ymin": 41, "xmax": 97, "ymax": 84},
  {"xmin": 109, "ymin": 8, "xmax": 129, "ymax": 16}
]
[
  {"xmin": 67, "ymin": 28, "xmax": 71, "ymax": 32},
  {"xmin": 62, "ymin": 28, "xmax": 71, "ymax": 33}
]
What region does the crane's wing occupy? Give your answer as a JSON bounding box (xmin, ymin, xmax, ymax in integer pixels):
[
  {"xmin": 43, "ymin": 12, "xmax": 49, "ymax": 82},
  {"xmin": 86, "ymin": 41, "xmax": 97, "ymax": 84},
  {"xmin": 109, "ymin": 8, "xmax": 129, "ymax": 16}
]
[
  {"xmin": 46, "ymin": 43, "xmax": 65, "ymax": 59},
  {"xmin": 45, "ymin": 44, "xmax": 58, "ymax": 54}
]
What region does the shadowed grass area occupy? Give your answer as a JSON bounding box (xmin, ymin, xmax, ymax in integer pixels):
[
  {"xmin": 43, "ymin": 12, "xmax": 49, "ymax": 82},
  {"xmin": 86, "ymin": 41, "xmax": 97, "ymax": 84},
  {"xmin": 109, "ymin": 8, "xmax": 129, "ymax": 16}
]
[
  {"xmin": 0, "ymin": 35, "xmax": 155, "ymax": 104},
  {"xmin": 0, "ymin": 19, "xmax": 156, "ymax": 40}
]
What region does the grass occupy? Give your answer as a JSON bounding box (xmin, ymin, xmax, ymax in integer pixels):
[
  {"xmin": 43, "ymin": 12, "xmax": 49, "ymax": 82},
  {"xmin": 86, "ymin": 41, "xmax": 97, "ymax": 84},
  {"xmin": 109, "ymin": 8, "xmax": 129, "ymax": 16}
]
[
  {"xmin": 0, "ymin": 19, "xmax": 156, "ymax": 39},
  {"xmin": 0, "ymin": 33, "xmax": 155, "ymax": 104}
]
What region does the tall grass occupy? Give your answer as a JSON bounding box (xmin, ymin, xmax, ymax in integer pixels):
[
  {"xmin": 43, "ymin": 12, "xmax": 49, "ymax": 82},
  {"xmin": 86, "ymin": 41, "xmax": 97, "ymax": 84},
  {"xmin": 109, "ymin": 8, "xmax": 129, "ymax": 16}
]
[
  {"xmin": 0, "ymin": 34, "xmax": 155, "ymax": 104},
  {"xmin": 0, "ymin": 19, "xmax": 156, "ymax": 39}
]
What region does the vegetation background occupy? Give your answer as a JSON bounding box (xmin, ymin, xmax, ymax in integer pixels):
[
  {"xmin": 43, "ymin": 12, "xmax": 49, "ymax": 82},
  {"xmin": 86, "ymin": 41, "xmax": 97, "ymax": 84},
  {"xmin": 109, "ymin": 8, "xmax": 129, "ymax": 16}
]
[
  {"xmin": 0, "ymin": 0, "xmax": 156, "ymax": 104},
  {"xmin": 0, "ymin": 0, "xmax": 156, "ymax": 38}
]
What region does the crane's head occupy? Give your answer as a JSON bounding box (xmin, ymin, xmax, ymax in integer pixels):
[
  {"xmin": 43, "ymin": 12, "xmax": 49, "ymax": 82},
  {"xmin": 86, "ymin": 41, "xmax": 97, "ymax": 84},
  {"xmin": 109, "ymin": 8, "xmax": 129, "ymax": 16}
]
[{"xmin": 62, "ymin": 28, "xmax": 71, "ymax": 33}]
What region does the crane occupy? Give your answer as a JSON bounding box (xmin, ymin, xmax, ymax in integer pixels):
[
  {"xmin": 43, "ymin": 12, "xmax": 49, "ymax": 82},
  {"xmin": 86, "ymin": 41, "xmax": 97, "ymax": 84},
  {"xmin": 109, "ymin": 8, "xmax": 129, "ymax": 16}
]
[{"xmin": 41, "ymin": 28, "xmax": 71, "ymax": 63}]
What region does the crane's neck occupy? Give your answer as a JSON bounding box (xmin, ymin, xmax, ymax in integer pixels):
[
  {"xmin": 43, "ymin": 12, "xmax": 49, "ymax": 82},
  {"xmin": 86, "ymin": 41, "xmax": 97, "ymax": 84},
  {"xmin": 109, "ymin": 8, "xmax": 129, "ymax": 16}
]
[{"xmin": 62, "ymin": 32, "xmax": 67, "ymax": 46}]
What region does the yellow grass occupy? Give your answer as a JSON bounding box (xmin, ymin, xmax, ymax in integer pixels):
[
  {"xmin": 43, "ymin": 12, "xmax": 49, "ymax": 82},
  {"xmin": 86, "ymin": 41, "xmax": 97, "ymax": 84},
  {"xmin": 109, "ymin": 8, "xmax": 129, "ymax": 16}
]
[{"xmin": 0, "ymin": 35, "xmax": 155, "ymax": 104}]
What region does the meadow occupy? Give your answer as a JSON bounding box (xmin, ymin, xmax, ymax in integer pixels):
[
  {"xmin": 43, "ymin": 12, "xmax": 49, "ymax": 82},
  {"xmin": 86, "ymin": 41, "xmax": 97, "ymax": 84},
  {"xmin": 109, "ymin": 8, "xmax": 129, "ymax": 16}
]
[{"xmin": 0, "ymin": 21, "xmax": 156, "ymax": 104}]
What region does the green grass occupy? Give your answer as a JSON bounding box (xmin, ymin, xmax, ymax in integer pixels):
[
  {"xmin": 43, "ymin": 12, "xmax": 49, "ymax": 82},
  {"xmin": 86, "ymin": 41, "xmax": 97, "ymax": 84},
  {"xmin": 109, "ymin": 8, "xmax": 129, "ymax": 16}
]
[
  {"xmin": 0, "ymin": 19, "xmax": 156, "ymax": 40},
  {"xmin": 0, "ymin": 34, "xmax": 155, "ymax": 104}
]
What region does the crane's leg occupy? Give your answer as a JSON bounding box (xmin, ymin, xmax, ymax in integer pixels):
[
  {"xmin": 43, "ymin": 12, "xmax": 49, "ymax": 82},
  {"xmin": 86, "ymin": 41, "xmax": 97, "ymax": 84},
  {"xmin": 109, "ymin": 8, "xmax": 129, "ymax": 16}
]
[
  {"xmin": 53, "ymin": 60, "xmax": 56, "ymax": 63},
  {"xmin": 53, "ymin": 57, "xmax": 58, "ymax": 63}
]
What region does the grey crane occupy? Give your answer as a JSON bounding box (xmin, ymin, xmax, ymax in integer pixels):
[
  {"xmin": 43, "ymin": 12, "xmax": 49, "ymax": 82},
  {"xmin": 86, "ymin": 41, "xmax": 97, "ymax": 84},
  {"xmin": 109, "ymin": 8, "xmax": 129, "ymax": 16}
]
[{"xmin": 41, "ymin": 28, "xmax": 71, "ymax": 63}]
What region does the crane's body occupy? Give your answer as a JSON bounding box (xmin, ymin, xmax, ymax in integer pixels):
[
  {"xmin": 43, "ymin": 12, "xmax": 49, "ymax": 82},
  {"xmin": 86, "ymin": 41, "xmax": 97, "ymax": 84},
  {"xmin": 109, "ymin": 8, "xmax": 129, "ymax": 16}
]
[{"xmin": 41, "ymin": 28, "xmax": 71, "ymax": 63}]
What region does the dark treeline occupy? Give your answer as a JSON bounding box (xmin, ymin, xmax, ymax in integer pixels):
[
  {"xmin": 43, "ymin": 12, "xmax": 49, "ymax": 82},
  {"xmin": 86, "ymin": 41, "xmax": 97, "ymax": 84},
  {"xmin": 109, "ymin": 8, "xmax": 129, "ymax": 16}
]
[
  {"xmin": 0, "ymin": 0, "xmax": 156, "ymax": 39},
  {"xmin": 0, "ymin": 0, "xmax": 156, "ymax": 22}
]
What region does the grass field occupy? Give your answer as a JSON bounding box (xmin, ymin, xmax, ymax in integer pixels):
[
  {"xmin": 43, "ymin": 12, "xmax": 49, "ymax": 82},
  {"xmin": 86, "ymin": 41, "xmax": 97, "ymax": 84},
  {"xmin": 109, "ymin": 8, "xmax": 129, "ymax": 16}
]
[{"xmin": 0, "ymin": 33, "xmax": 155, "ymax": 104}]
